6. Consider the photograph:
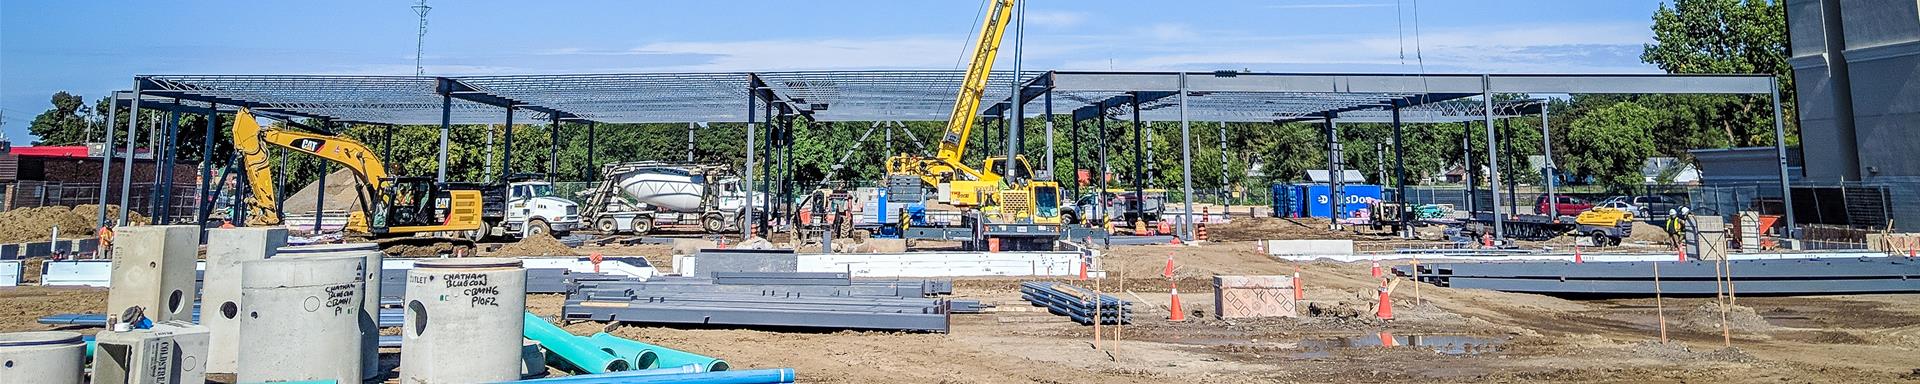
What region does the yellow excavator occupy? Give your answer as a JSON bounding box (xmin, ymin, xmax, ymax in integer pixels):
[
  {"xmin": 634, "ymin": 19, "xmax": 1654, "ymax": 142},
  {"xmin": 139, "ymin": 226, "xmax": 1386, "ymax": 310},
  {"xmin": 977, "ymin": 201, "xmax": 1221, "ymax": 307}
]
[
  {"xmin": 881, "ymin": 0, "xmax": 1062, "ymax": 250},
  {"xmin": 232, "ymin": 109, "xmax": 484, "ymax": 238}
]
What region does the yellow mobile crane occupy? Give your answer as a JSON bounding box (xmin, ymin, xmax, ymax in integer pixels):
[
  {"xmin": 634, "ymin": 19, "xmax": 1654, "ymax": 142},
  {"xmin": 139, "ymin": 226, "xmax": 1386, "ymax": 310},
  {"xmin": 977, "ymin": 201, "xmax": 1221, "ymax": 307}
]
[
  {"xmin": 882, "ymin": 0, "xmax": 1062, "ymax": 250},
  {"xmin": 232, "ymin": 109, "xmax": 484, "ymax": 238}
]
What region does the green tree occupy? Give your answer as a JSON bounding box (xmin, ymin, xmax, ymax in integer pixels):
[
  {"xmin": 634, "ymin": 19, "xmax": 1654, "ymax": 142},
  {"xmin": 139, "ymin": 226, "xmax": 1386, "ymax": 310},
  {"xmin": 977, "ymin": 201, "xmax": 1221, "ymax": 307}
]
[
  {"xmin": 27, "ymin": 92, "xmax": 94, "ymax": 145},
  {"xmin": 1641, "ymin": 0, "xmax": 1793, "ymax": 147},
  {"xmin": 1564, "ymin": 102, "xmax": 1660, "ymax": 187}
]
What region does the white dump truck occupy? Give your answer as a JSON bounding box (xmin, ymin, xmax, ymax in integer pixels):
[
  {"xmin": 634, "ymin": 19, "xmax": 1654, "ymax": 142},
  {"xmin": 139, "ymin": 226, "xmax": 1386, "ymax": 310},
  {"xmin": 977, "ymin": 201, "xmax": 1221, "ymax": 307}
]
[
  {"xmin": 453, "ymin": 175, "xmax": 582, "ymax": 239},
  {"xmin": 578, "ymin": 162, "xmax": 762, "ymax": 235}
]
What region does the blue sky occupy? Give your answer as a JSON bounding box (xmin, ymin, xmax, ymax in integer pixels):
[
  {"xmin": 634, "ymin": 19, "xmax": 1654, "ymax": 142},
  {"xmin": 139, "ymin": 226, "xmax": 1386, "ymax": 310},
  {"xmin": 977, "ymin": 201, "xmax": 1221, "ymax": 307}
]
[{"xmin": 1, "ymin": 0, "xmax": 1668, "ymax": 141}]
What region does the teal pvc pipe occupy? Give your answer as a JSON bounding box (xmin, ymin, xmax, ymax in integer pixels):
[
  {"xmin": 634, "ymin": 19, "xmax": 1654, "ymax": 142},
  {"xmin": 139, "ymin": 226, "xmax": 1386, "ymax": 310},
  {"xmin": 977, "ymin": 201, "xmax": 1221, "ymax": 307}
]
[
  {"xmin": 522, "ymin": 312, "xmax": 631, "ymax": 374},
  {"xmin": 507, "ymin": 365, "xmax": 702, "ymax": 383},
  {"xmin": 587, "ymin": 333, "xmax": 729, "ymax": 372},
  {"xmin": 506, "ymin": 368, "xmax": 795, "ymax": 384}
]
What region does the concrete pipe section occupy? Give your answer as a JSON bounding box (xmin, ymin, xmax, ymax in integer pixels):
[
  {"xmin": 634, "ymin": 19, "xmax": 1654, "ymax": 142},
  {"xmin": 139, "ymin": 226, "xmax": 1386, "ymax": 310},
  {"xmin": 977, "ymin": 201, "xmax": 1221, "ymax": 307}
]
[
  {"xmin": 200, "ymin": 227, "xmax": 288, "ymax": 374},
  {"xmin": 0, "ymin": 331, "xmax": 86, "ymax": 384},
  {"xmin": 106, "ymin": 225, "xmax": 201, "ymax": 324},
  {"xmin": 237, "ymin": 254, "xmax": 365, "ymax": 384},
  {"xmin": 276, "ymin": 242, "xmax": 384, "ymax": 381},
  {"xmin": 401, "ymin": 258, "xmax": 528, "ymax": 384}
]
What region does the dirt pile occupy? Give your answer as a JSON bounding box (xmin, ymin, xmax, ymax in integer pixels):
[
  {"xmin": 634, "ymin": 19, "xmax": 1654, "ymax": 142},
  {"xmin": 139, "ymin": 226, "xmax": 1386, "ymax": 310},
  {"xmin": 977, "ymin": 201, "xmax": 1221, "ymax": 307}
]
[
  {"xmin": 0, "ymin": 205, "xmax": 147, "ymax": 243},
  {"xmin": 281, "ymin": 169, "xmax": 366, "ymax": 214},
  {"xmin": 490, "ymin": 235, "xmax": 579, "ymax": 257},
  {"xmin": 1205, "ymin": 217, "xmax": 1362, "ymax": 242},
  {"xmin": 1677, "ymin": 302, "xmax": 1778, "ymax": 335}
]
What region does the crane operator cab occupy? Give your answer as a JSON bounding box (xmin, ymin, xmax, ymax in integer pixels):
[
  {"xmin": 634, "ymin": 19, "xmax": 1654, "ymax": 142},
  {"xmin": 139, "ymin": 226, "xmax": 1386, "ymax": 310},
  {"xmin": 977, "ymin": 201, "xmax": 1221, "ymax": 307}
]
[{"xmin": 979, "ymin": 156, "xmax": 1062, "ymax": 224}]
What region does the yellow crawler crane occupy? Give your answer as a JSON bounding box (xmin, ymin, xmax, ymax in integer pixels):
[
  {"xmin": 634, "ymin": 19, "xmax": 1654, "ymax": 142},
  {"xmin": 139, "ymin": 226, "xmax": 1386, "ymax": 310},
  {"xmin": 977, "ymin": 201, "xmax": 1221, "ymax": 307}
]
[{"xmin": 882, "ymin": 0, "xmax": 1061, "ymax": 250}]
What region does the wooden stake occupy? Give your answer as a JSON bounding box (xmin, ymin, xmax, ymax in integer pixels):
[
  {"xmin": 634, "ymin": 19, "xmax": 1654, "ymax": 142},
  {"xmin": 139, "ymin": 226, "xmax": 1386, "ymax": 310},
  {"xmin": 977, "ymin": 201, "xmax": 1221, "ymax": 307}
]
[
  {"xmin": 1412, "ymin": 256, "xmax": 1422, "ymax": 306},
  {"xmin": 1654, "ymin": 262, "xmax": 1668, "ymax": 344},
  {"xmin": 1093, "ymin": 276, "xmax": 1103, "ymax": 350},
  {"xmin": 1720, "ymin": 258, "xmax": 1732, "ymax": 348}
]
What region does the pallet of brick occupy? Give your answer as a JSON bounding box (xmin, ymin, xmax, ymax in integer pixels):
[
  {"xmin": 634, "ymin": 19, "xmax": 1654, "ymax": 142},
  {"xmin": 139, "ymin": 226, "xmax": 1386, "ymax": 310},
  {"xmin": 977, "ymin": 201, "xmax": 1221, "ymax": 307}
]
[{"xmin": 1211, "ymin": 275, "xmax": 1297, "ymax": 319}]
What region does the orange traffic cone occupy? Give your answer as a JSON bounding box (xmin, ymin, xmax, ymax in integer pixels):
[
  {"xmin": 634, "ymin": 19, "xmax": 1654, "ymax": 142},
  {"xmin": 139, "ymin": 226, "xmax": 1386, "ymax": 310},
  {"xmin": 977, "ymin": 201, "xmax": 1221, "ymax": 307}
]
[
  {"xmin": 1676, "ymin": 245, "xmax": 1687, "ymax": 262},
  {"xmin": 1168, "ymin": 282, "xmax": 1187, "ymax": 322},
  {"xmin": 590, "ymin": 252, "xmax": 604, "ymax": 273},
  {"xmin": 1370, "ymin": 260, "xmax": 1382, "ymax": 278},
  {"xmin": 1573, "ymin": 244, "xmax": 1584, "ymax": 264},
  {"xmin": 219, "ymin": 220, "xmax": 234, "ymax": 229},
  {"xmin": 1162, "ymin": 252, "xmax": 1177, "ymax": 278},
  {"xmin": 1078, "ymin": 256, "xmax": 1089, "ymax": 281},
  {"xmin": 1376, "ymin": 284, "xmax": 1394, "ymax": 320}
]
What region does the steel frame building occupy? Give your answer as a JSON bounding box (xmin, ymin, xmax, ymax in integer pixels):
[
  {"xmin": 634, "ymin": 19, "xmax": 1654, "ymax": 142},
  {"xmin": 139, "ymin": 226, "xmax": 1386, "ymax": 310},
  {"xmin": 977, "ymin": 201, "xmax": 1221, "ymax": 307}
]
[{"xmin": 97, "ymin": 70, "xmax": 1791, "ymax": 242}]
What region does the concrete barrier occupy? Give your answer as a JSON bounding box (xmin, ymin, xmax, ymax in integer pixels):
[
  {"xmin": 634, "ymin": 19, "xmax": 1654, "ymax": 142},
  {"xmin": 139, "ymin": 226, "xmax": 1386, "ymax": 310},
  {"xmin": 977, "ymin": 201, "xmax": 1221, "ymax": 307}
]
[{"xmin": 1262, "ymin": 239, "xmax": 1354, "ymax": 256}]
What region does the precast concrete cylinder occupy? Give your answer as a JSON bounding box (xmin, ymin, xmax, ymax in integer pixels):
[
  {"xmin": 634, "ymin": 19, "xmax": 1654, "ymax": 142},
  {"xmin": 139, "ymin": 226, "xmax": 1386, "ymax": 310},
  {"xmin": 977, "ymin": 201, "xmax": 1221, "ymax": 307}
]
[
  {"xmin": 276, "ymin": 242, "xmax": 384, "ymax": 381},
  {"xmin": 0, "ymin": 331, "xmax": 85, "ymax": 384},
  {"xmin": 236, "ymin": 254, "xmax": 364, "ymax": 384},
  {"xmin": 200, "ymin": 227, "xmax": 288, "ymax": 374},
  {"xmin": 106, "ymin": 225, "xmax": 201, "ymax": 323},
  {"xmin": 400, "ymin": 258, "xmax": 527, "ymax": 384}
]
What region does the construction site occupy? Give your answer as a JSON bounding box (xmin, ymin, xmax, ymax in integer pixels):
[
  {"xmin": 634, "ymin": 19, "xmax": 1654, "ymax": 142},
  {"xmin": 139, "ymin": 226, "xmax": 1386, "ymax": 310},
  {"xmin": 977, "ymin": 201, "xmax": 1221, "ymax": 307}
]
[{"xmin": 4, "ymin": 0, "xmax": 1920, "ymax": 383}]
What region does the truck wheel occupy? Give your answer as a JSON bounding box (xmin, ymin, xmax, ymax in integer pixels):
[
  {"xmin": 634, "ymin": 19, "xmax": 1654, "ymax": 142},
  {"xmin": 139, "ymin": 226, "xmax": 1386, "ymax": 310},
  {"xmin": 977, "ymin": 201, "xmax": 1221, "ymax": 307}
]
[
  {"xmin": 596, "ymin": 217, "xmax": 618, "ymax": 234},
  {"xmin": 1589, "ymin": 230, "xmax": 1610, "ymax": 247},
  {"xmin": 632, "ymin": 216, "xmax": 655, "ymax": 235},
  {"xmin": 701, "ymin": 214, "xmax": 726, "ymax": 234},
  {"xmin": 528, "ymin": 219, "xmax": 552, "ymax": 238},
  {"xmin": 1062, "ymin": 211, "xmax": 1079, "ymax": 225}
]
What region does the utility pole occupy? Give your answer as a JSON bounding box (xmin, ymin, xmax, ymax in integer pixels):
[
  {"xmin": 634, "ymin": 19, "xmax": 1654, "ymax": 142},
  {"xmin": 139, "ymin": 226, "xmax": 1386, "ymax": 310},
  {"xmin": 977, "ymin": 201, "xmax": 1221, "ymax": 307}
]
[{"xmin": 412, "ymin": 0, "xmax": 432, "ymax": 76}]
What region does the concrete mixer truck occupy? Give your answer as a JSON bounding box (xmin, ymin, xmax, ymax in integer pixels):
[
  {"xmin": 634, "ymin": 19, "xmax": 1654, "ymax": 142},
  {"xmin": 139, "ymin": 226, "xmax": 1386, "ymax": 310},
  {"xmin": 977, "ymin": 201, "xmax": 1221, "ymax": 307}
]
[{"xmin": 578, "ymin": 162, "xmax": 763, "ymax": 235}]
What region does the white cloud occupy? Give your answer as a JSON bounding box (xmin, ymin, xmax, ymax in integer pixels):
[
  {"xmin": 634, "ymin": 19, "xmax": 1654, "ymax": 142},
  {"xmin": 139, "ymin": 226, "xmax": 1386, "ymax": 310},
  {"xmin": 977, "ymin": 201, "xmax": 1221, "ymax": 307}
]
[
  {"xmin": 1023, "ymin": 10, "xmax": 1086, "ymax": 28},
  {"xmin": 630, "ymin": 37, "xmax": 969, "ymax": 71}
]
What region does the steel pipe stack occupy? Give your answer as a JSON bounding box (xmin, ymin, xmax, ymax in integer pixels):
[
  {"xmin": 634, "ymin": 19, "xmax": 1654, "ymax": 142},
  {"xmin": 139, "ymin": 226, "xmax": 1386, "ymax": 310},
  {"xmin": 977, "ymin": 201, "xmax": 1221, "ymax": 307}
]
[
  {"xmin": 0, "ymin": 331, "xmax": 86, "ymax": 384},
  {"xmin": 276, "ymin": 242, "xmax": 385, "ymax": 381},
  {"xmin": 237, "ymin": 254, "xmax": 364, "ymax": 383},
  {"xmin": 401, "ymin": 258, "xmax": 528, "ymax": 383}
]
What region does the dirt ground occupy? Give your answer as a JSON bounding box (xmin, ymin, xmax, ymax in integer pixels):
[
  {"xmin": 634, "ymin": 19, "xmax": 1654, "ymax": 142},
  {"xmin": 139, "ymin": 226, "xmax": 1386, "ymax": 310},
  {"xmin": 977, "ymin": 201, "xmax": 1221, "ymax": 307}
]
[
  {"xmin": 7, "ymin": 237, "xmax": 1920, "ymax": 383},
  {"xmin": 0, "ymin": 204, "xmax": 146, "ymax": 243}
]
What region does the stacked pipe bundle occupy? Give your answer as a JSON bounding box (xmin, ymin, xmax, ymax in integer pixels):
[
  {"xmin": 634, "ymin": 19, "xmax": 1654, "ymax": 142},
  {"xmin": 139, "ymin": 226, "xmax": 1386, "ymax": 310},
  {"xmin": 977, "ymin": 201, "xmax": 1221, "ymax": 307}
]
[
  {"xmin": 563, "ymin": 272, "xmax": 969, "ymax": 332},
  {"xmin": 1020, "ymin": 281, "xmax": 1132, "ymax": 325},
  {"xmin": 521, "ymin": 312, "xmax": 729, "ymax": 373}
]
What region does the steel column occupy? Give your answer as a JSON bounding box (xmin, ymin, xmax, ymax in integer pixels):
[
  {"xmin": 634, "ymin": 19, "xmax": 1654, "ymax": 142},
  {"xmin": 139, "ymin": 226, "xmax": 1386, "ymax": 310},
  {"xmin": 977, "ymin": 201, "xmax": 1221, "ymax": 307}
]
[
  {"xmin": 1501, "ymin": 117, "xmax": 1516, "ymax": 217},
  {"xmin": 314, "ymin": 120, "xmax": 328, "ymax": 234},
  {"xmin": 437, "ymin": 92, "xmax": 450, "ymax": 183},
  {"xmin": 155, "ymin": 105, "xmax": 180, "ymax": 223},
  {"xmin": 1770, "ymin": 78, "xmax": 1797, "ymax": 242},
  {"xmin": 503, "ymin": 106, "xmax": 516, "ymax": 182},
  {"xmin": 1392, "ymin": 106, "xmax": 1409, "ymax": 238},
  {"xmin": 1324, "ymin": 114, "xmax": 1343, "ymax": 231},
  {"xmin": 1071, "ymin": 111, "xmax": 1082, "ymax": 199},
  {"xmin": 550, "ymin": 115, "xmax": 561, "ymax": 176},
  {"xmin": 1462, "ymin": 121, "xmax": 1475, "ymax": 213},
  {"xmin": 1007, "ymin": 0, "xmax": 1024, "ymax": 180},
  {"xmin": 743, "ymin": 84, "xmax": 757, "ymax": 239},
  {"xmin": 97, "ymin": 90, "xmax": 120, "ymax": 228},
  {"xmin": 687, "ymin": 122, "xmax": 697, "ymax": 162},
  {"xmin": 1177, "ymin": 73, "xmax": 1194, "ymax": 241},
  {"xmin": 382, "ymin": 124, "xmax": 395, "ymax": 163},
  {"xmin": 1131, "ymin": 93, "xmax": 1144, "ymax": 224},
  {"xmin": 1482, "ymin": 76, "xmax": 1505, "ymax": 240},
  {"xmin": 1043, "ymin": 90, "xmax": 1054, "ymax": 179},
  {"xmin": 1096, "ymin": 112, "xmax": 1110, "ymax": 233},
  {"xmin": 587, "ymin": 121, "xmax": 598, "ymax": 181},
  {"xmin": 196, "ymin": 109, "xmax": 219, "ymax": 225},
  {"xmin": 1542, "ymin": 102, "xmax": 1557, "ymax": 223},
  {"xmin": 1217, "ymin": 121, "xmax": 1230, "ymax": 206}
]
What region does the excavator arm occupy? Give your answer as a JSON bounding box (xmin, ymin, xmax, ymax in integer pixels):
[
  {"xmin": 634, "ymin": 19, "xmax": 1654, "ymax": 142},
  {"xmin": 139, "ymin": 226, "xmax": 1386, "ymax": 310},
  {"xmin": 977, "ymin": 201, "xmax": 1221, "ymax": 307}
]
[
  {"xmin": 887, "ymin": 0, "xmax": 1015, "ymax": 186},
  {"xmin": 231, "ymin": 109, "xmax": 388, "ymax": 227}
]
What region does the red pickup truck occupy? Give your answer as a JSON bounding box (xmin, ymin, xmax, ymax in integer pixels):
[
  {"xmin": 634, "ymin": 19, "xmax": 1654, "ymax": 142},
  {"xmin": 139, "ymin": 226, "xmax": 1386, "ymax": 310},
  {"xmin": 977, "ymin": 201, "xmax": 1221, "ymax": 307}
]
[{"xmin": 1534, "ymin": 195, "xmax": 1594, "ymax": 217}]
